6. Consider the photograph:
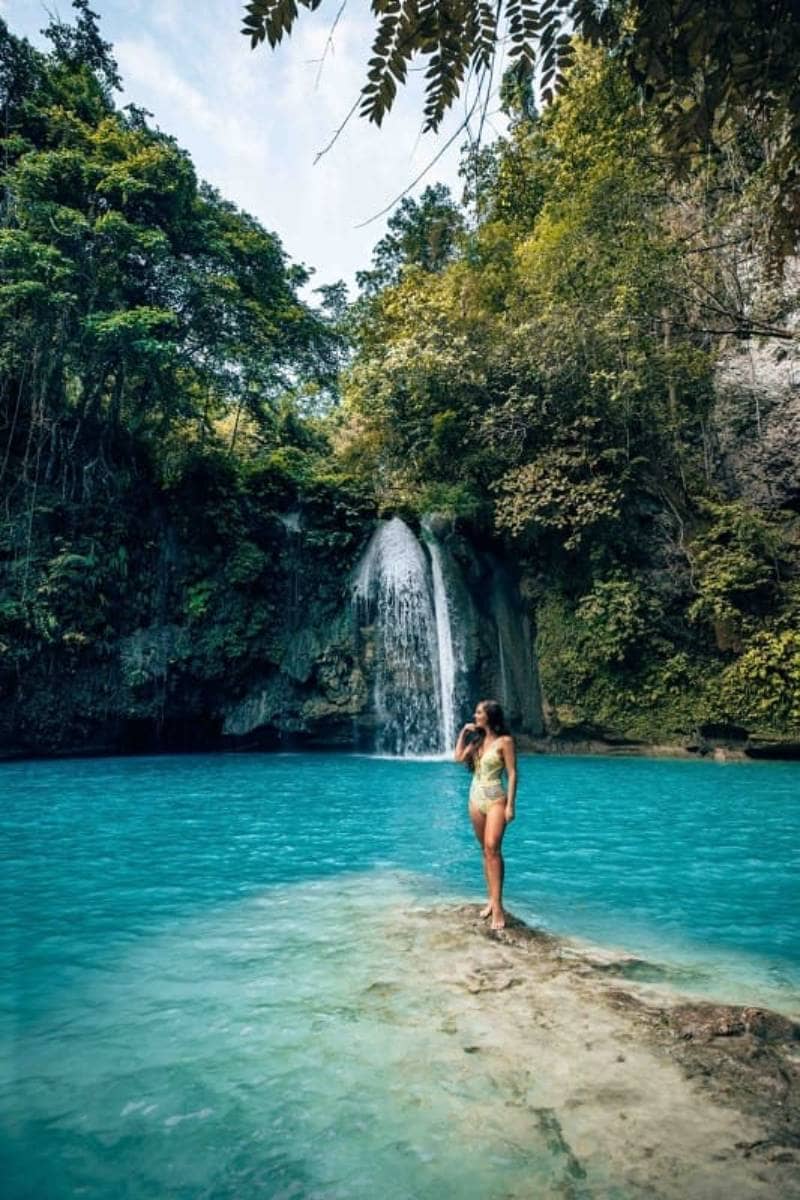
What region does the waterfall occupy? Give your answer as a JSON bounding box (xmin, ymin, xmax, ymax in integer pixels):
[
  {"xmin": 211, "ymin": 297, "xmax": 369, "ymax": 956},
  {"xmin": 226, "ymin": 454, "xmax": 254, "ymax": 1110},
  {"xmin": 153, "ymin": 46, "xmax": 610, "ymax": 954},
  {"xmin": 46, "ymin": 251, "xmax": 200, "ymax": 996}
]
[
  {"xmin": 351, "ymin": 516, "xmax": 538, "ymax": 754},
  {"xmin": 422, "ymin": 517, "xmax": 457, "ymax": 752},
  {"xmin": 352, "ymin": 517, "xmax": 445, "ymax": 755},
  {"xmin": 279, "ymin": 509, "xmax": 303, "ymax": 620}
]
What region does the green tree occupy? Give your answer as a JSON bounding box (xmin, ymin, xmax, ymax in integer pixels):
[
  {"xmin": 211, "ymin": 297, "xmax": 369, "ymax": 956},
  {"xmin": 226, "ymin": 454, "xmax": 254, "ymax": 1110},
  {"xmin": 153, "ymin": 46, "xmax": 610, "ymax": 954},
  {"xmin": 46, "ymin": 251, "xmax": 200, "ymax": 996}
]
[
  {"xmin": 243, "ymin": 1, "xmax": 800, "ymax": 255},
  {"xmin": 339, "ymin": 42, "xmax": 799, "ymax": 739},
  {"xmin": 356, "ymin": 183, "xmax": 465, "ymax": 296},
  {"xmin": 0, "ymin": 3, "xmax": 352, "ymax": 735},
  {"xmin": 0, "ymin": 7, "xmax": 336, "ymax": 493}
]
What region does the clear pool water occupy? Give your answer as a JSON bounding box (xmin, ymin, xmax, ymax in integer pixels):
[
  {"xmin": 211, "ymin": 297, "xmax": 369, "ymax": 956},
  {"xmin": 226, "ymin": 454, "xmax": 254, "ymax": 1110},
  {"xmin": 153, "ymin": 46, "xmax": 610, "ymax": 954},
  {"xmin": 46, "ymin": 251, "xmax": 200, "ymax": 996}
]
[{"xmin": 1, "ymin": 752, "xmax": 799, "ymax": 1198}]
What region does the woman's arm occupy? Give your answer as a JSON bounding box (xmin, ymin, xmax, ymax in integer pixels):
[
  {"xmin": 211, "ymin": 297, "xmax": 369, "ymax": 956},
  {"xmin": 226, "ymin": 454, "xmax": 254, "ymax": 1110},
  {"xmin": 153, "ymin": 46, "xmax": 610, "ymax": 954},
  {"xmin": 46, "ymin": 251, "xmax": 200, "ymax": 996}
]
[
  {"xmin": 454, "ymin": 723, "xmax": 476, "ymax": 762},
  {"xmin": 504, "ymin": 736, "xmax": 517, "ymax": 821}
]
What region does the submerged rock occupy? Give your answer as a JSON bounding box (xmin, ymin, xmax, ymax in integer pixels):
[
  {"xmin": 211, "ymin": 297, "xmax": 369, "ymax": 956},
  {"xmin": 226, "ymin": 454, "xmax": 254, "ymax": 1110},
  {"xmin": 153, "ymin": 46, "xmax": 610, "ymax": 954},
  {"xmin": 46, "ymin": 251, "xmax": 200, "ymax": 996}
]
[{"xmin": 384, "ymin": 900, "xmax": 800, "ymax": 1197}]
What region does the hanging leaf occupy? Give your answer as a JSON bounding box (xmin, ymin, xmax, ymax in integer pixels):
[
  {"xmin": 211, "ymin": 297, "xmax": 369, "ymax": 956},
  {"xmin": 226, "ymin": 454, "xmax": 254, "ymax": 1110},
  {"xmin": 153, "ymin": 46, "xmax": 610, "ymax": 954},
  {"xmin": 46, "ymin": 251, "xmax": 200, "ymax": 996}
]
[{"xmin": 242, "ymin": 0, "xmax": 800, "ymax": 253}]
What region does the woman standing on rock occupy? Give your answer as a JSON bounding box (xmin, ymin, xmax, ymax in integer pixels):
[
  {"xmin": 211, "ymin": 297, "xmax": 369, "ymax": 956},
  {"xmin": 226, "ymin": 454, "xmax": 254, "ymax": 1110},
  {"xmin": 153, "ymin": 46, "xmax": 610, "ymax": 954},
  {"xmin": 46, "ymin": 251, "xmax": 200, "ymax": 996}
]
[{"xmin": 454, "ymin": 699, "xmax": 517, "ymax": 931}]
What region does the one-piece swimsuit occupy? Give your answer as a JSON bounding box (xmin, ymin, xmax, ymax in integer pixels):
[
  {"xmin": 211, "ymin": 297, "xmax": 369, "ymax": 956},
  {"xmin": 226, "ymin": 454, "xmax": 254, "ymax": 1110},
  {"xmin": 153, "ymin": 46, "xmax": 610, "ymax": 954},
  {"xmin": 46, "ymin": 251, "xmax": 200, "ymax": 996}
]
[{"xmin": 469, "ymin": 744, "xmax": 506, "ymax": 815}]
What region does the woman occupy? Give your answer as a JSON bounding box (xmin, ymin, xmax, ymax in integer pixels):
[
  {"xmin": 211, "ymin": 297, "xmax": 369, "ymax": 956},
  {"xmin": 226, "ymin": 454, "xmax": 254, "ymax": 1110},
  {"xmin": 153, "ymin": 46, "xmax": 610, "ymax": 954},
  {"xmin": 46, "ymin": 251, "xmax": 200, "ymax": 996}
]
[{"xmin": 454, "ymin": 699, "xmax": 517, "ymax": 931}]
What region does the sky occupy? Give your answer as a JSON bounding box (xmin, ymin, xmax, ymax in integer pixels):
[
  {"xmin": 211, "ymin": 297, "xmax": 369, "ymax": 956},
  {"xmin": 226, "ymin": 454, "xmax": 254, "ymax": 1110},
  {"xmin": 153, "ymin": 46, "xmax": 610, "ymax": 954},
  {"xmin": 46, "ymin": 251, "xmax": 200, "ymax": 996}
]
[{"xmin": 0, "ymin": 0, "xmax": 503, "ymax": 297}]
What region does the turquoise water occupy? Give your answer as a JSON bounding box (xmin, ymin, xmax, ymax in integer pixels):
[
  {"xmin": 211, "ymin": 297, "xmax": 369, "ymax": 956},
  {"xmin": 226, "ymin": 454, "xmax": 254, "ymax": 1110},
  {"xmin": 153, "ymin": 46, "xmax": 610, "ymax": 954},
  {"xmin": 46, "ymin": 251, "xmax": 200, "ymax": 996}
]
[{"xmin": 1, "ymin": 752, "xmax": 799, "ymax": 1198}]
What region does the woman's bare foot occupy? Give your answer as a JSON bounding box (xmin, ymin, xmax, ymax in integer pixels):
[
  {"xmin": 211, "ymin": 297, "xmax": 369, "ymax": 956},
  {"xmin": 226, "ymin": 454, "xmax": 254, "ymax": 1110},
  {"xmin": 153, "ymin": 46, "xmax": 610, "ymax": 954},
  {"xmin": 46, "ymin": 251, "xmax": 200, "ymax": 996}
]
[
  {"xmin": 480, "ymin": 903, "xmax": 492, "ymax": 919},
  {"xmin": 490, "ymin": 909, "xmax": 506, "ymax": 931}
]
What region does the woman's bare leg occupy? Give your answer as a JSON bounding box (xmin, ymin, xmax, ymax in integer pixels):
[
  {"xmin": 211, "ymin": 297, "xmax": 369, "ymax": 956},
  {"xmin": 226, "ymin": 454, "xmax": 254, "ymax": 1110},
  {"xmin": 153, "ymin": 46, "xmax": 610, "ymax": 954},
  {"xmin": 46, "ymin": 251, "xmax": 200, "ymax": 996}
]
[
  {"xmin": 468, "ymin": 804, "xmax": 492, "ymax": 917},
  {"xmin": 483, "ymin": 803, "xmax": 508, "ymax": 930}
]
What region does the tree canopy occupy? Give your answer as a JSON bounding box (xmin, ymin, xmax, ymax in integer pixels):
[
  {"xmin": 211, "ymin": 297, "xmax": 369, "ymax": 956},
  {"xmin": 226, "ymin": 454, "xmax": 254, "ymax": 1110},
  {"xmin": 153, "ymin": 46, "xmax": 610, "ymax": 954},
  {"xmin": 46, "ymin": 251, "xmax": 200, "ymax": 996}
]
[
  {"xmin": 243, "ymin": 0, "xmax": 800, "ymax": 255},
  {"xmin": 1, "ymin": 2, "xmax": 797, "ymax": 754},
  {"xmin": 0, "ymin": 3, "xmax": 360, "ymax": 748},
  {"xmin": 355, "ymin": 183, "xmax": 464, "ymax": 295},
  {"xmin": 335, "ymin": 43, "xmax": 800, "ymax": 739},
  {"xmin": 0, "ymin": 5, "xmax": 338, "ymax": 489}
]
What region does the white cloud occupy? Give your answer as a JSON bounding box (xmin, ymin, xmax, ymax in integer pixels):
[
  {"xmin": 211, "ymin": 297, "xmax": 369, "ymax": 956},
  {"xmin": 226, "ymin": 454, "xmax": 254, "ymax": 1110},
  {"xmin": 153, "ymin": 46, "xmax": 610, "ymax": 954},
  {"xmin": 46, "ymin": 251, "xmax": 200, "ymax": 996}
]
[
  {"xmin": 115, "ymin": 36, "xmax": 264, "ymax": 170},
  {"xmin": 3, "ymin": 0, "xmax": 484, "ymax": 292}
]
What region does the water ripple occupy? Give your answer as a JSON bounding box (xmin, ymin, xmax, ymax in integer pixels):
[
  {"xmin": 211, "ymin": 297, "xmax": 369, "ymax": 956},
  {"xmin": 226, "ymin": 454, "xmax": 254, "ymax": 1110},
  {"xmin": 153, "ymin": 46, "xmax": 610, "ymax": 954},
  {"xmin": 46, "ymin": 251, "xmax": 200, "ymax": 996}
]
[{"xmin": 2, "ymin": 753, "xmax": 800, "ymax": 1196}]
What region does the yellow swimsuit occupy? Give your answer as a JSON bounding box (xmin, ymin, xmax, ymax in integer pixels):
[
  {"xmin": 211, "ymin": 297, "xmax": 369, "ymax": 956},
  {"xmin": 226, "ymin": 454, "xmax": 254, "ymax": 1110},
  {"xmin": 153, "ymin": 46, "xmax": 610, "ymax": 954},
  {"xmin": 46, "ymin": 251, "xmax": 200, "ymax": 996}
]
[{"xmin": 469, "ymin": 744, "xmax": 507, "ymax": 815}]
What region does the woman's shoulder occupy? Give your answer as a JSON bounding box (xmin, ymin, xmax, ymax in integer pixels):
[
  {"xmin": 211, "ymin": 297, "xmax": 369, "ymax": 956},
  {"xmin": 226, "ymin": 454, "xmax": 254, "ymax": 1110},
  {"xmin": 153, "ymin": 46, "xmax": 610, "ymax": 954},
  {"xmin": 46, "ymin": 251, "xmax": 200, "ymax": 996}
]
[{"xmin": 498, "ymin": 733, "xmax": 516, "ymax": 757}]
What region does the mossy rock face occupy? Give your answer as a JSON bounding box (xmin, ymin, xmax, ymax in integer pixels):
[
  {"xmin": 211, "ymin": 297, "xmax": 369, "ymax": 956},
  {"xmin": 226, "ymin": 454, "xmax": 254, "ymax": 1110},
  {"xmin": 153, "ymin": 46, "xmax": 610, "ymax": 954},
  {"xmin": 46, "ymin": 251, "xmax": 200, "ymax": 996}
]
[
  {"xmin": 120, "ymin": 625, "xmax": 190, "ymax": 688},
  {"xmin": 222, "ymin": 676, "xmax": 296, "ymax": 738},
  {"xmin": 280, "ymin": 626, "xmax": 326, "ymax": 685},
  {"xmin": 745, "ymin": 736, "xmax": 800, "ymax": 760},
  {"xmin": 534, "ymin": 590, "xmax": 716, "ymax": 745},
  {"xmin": 712, "ymin": 342, "xmax": 800, "ymax": 510}
]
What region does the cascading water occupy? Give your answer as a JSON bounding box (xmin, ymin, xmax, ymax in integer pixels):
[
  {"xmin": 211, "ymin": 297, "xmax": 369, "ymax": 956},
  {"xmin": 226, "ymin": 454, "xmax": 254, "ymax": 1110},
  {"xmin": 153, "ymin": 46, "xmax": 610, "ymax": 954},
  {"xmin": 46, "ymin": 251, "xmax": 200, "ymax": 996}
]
[
  {"xmin": 352, "ymin": 516, "xmax": 540, "ymax": 754},
  {"xmin": 422, "ymin": 516, "xmax": 458, "ymax": 753},
  {"xmin": 352, "ymin": 517, "xmax": 445, "ymax": 755}
]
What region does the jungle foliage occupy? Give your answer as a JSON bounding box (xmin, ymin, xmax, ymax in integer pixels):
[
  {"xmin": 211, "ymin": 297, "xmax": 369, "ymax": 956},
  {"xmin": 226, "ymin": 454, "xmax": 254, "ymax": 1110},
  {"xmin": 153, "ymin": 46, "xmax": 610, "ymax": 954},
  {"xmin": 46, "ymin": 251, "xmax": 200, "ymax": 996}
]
[
  {"xmin": 0, "ymin": 5, "xmax": 367, "ymax": 751},
  {"xmin": 243, "ymin": 0, "xmax": 800, "ymax": 257},
  {"xmin": 338, "ymin": 45, "xmax": 800, "ymax": 742},
  {"xmin": 2, "ymin": 4, "xmax": 798, "ymax": 753}
]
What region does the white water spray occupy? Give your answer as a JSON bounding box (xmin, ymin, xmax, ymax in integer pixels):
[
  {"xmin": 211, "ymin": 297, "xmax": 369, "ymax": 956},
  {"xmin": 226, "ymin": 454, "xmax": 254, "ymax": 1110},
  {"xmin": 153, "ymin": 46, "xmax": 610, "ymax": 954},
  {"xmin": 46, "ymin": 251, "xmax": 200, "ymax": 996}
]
[
  {"xmin": 422, "ymin": 518, "xmax": 457, "ymax": 753},
  {"xmin": 353, "ymin": 517, "xmax": 444, "ymax": 755}
]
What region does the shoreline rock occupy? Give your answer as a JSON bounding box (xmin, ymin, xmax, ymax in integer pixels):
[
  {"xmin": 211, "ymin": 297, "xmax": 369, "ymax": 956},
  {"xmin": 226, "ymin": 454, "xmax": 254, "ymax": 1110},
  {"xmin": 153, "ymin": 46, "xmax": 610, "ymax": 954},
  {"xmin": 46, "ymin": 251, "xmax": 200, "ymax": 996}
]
[
  {"xmin": 4, "ymin": 730, "xmax": 800, "ymax": 762},
  {"xmin": 443, "ymin": 903, "xmax": 800, "ymax": 1196},
  {"xmin": 519, "ymin": 732, "xmax": 800, "ymax": 762}
]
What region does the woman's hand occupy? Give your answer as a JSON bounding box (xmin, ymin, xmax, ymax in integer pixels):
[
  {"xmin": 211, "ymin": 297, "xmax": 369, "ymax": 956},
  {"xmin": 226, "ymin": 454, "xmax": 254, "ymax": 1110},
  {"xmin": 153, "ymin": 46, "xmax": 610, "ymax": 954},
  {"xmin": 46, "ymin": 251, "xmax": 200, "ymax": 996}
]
[
  {"xmin": 454, "ymin": 722, "xmax": 477, "ymax": 761},
  {"xmin": 505, "ymin": 804, "xmax": 515, "ymax": 824}
]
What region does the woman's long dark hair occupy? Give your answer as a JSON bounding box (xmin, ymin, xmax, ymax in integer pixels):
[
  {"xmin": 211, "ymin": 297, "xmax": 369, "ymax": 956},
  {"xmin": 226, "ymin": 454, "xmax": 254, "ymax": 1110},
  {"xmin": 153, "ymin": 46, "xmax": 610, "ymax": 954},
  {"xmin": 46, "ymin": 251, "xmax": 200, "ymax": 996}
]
[{"xmin": 464, "ymin": 699, "xmax": 509, "ymax": 772}]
